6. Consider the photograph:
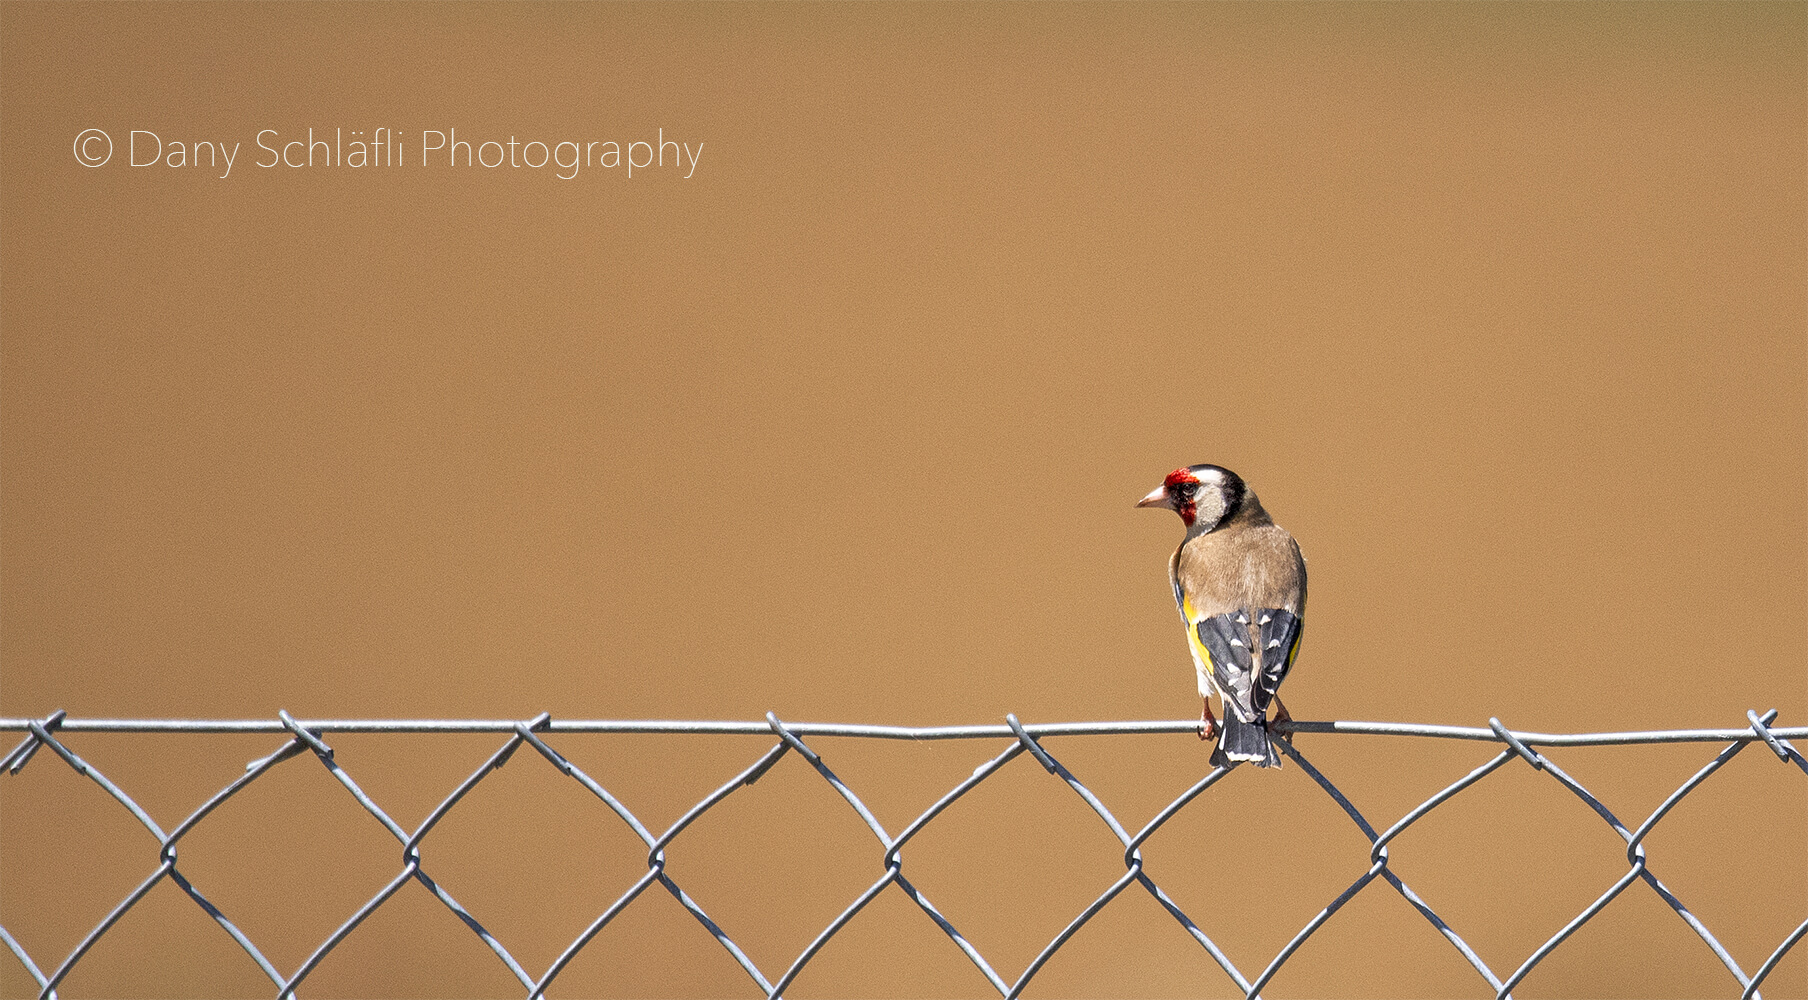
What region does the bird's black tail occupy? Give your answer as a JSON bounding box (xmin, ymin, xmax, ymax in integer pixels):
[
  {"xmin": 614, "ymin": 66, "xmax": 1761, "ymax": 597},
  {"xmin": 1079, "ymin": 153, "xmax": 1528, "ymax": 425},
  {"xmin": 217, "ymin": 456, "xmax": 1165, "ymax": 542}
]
[{"xmin": 1210, "ymin": 713, "xmax": 1280, "ymax": 769}]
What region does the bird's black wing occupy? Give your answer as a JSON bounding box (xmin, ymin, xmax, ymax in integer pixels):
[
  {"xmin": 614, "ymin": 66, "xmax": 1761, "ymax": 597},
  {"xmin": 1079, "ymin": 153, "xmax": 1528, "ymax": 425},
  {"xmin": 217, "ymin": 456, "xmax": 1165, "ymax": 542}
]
[
  {"xmin": 1253, "ymin": 608, "xmax": 1302, "ymax": 713},
  {"xmin": 1168, "ymin": 549, "xmax": 1187, "ymax": 621},
  {"xmin": 1194, "ymin": 612, "xmax": 1259, "ymax": 723}
]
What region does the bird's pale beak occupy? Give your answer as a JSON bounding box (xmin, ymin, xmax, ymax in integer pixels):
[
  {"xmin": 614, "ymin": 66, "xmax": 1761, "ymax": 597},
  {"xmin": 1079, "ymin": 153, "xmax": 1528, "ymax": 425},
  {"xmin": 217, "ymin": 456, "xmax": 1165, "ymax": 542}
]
[{"xmin": 1136, "ymin": 485, "xmax": 1171, "ymax": 509}]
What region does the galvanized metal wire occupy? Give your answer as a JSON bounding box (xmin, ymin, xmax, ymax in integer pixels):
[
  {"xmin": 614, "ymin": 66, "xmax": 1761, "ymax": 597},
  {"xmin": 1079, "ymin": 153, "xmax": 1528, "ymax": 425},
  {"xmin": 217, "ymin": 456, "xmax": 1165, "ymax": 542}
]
[{"xmin": 1, "ymin": 709, "xmax": 1803, "ymax": 1000}]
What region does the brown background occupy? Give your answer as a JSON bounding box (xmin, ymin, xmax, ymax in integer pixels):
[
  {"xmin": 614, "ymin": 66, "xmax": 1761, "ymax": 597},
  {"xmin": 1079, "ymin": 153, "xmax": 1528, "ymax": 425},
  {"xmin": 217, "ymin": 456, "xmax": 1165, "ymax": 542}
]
[{"xmin": 2, "ymin": 3, "xmax": 1804, "ymax": 997}]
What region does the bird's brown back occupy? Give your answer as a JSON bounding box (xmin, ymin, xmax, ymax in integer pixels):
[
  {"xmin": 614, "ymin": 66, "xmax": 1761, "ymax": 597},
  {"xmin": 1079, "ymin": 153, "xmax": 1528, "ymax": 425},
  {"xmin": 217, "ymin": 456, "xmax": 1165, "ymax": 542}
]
[{"xmin": 1172, "ymin": 492, "xmax": 1307, "ymax": 620}]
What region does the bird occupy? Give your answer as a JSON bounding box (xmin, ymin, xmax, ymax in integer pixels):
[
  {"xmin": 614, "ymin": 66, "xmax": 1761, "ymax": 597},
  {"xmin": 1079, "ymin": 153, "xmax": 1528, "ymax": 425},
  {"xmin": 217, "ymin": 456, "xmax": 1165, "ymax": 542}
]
[{"xmin": 1138, "ymin": 465, "xmax": 1306, "ymax": 769}]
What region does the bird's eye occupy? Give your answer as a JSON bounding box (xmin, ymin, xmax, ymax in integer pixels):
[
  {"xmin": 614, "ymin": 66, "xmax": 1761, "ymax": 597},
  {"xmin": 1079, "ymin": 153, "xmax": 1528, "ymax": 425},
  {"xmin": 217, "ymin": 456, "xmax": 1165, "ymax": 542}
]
[{"xmin": 1175, "ymin": 483, "xmax": 1197, "ymax": 499}]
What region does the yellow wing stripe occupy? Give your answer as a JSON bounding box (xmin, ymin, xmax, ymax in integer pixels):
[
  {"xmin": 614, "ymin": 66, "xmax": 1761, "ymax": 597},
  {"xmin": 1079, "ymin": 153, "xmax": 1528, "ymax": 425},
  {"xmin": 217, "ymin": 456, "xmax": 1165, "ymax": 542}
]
[{"xmin": 1181, "ymin": 594, "xmax": 1215, "ymax": 679}]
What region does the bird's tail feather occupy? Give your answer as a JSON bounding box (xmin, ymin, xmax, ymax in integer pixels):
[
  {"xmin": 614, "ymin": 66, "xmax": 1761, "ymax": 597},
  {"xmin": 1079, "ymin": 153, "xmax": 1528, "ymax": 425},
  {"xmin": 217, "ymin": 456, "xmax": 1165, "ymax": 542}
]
[{"xmin": 1211, "ymin": 713, "xmax": 1280, "ymax": 769}]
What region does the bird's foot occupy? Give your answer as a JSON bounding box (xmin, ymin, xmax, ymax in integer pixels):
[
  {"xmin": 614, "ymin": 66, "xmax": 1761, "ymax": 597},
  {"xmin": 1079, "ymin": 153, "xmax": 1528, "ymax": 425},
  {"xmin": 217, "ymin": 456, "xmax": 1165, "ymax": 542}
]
[
  {"xmin": 1199, "ymin": 699, "xmax": 1218, "ymax": 741},
  {"xmin": 1271, "ymin": 699, "xmax": 1294, "ymax": 743}
]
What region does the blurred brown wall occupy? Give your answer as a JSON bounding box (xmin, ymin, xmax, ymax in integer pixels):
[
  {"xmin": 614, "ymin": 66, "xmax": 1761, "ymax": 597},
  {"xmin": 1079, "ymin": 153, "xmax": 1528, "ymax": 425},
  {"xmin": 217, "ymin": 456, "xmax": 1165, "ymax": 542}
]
[{"xmin": 2, "ymin": 2, "xmax": 1803, "ymax": 997}]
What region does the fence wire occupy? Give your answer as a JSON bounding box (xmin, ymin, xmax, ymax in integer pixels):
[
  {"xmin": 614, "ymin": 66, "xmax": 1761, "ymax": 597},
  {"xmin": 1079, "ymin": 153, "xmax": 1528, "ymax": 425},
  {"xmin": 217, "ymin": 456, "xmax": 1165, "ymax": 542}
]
[{"xmin": 1, "ymin": 710, "xmax": 1804, "ymax": 1000}]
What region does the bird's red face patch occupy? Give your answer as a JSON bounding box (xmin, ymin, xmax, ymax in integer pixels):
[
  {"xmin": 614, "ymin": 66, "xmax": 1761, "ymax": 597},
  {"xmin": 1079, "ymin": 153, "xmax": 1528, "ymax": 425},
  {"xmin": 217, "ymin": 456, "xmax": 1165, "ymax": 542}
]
[{"xmin": 1164, "ymin": 468, "xmax": 1202, "ymax": 526}]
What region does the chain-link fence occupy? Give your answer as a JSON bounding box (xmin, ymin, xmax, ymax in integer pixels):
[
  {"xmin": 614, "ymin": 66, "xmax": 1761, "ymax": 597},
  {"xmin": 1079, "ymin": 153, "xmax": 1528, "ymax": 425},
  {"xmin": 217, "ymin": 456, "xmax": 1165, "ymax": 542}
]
[{"xmin": 1, "ymin": 710, "xmax": 1803, "ymax": 1000}]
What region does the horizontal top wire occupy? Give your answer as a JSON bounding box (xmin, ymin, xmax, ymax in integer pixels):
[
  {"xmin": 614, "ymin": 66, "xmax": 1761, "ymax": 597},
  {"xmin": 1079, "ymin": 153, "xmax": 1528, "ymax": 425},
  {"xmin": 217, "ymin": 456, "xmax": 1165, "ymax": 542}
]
[{"xmin": 0, "ymin": 716, "xmax": 1801, "ymax": 745}]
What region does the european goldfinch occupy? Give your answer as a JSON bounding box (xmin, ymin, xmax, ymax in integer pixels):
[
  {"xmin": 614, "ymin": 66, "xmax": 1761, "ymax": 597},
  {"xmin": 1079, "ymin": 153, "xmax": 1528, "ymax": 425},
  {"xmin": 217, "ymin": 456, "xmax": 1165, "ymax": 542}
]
[{"xmin": 1139, "ymin": 465, "xmax": 1306, "ymax": 769}]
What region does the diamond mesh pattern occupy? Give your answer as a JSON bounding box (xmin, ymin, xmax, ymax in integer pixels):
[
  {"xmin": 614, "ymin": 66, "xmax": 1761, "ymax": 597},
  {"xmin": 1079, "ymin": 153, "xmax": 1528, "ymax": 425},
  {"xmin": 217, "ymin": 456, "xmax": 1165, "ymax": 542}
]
[{"xmin": 2, "ymin": 710, "xmax": 1803, "ymax": 999}]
